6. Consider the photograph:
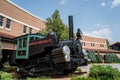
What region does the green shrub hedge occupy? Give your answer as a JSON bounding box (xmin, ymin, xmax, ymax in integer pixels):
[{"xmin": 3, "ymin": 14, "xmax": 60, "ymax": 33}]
[
  {"xmin": 89, "ymin": 65, "xmax": 120, "ymax": 80},
  {"xmin": 104, "ymin": 53, "xmax": 120, "ymax": 63},
  {"xmin": 88, "ymin": 50, "xmax": 120, "ymax": 63}
]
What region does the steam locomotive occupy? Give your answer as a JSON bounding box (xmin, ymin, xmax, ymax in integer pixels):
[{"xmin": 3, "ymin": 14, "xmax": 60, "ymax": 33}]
[{"xmin": 0, "ymin": 16, "xmax": 87, "ymax": 77}]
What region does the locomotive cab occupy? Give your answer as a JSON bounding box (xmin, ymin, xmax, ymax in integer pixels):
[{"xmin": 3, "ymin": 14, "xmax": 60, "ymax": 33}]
[{"xmin": 15, "ymin": 34, "xmax": 46, "ymax": 59}]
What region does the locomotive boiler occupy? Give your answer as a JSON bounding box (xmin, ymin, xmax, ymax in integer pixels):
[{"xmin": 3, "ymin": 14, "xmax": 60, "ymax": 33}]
[{"xmin": 0, "ymin": 16, "xmax": 87, "ymax": 77}]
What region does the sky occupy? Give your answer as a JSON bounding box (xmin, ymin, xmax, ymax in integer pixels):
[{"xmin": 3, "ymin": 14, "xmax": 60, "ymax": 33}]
[{"xmin": 10, "ymin": 0, "xmax": 120, "ymax": 43}]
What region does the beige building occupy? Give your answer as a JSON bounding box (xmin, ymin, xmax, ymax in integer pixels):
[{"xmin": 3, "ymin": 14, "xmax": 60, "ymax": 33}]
[
  {"xmin": 0, "ymin": 0, "xmax": 46, "ymax": 51},
  {"xmin": 81, "ymin": 35, "xmax": 120, "ymax": 58}
]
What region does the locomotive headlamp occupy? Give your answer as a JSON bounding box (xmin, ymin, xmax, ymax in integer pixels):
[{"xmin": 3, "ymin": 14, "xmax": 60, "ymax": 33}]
[
  {"xmin": 62, "ymin": 46, "xmax": 70, "ymax": 55},
  {"xmin": 65, "ymin": 54, "xmax": 71, "ymax": 62}
]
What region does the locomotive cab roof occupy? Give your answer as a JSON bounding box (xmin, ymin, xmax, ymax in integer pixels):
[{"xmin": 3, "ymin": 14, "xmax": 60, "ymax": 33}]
[{"xmin": 14, "ymin": 33, "xmax": 46, "ymax": 40}]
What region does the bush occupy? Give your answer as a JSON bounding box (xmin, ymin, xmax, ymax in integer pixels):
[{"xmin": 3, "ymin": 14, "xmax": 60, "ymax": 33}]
[
  {"xmin": 89, "ymin": 65, "xmax": 120, "ymax": 80},
  {"xmin": 0, "ymin": 71, "xmax": 14, "ymax": 80},
  {"xmin": 104, "ymin": 53, "xmax": 120, "ymax": 63},
  {"xmin": 88, "ymin": 51, "xmax": 97, "ymax": 63},
  {"xmin": 96, "ymin": 53, "xmax": 102, "ymax": 63},
  {"xmin": 71, "ymin": 76, "xmax": 86, "ymax": 80}
]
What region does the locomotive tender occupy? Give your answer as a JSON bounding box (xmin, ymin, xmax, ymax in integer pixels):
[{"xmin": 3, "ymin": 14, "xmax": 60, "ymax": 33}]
[{"xmin": 0, "ymin": 16, "xmax": 87, "ymax": 76}]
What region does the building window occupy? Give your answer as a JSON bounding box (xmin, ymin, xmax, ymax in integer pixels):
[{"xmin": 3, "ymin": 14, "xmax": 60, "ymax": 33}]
[
  {"xmin": 6, "ymin": 19, "xmax": 11, "ymax": 29},
  {"xmin": 23, "ymin": 25, "xmax": 27, "ymax": 33},
  {"xmin": 91, "ymin": 43, "xmax": 95, "ymax": 47},
  {"xmin": 29, "ymin": 27, "xmax": 32, "ymax": 34},
  {"xmin": 82, "ymin": 42, "xmax": 86, "ymax": 46},
  {"xmin": 0, "ymin": 15, "xmax": 4, "ymax": 27},
  {"xmin": 100, "ymin": 44, "xmax": 104, "ymax": 47}
]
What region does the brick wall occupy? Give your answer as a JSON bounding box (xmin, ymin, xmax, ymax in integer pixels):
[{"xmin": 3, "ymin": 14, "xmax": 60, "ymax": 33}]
[
  {"xmin": 81, "ymin": 35, "xmax": 108, "ymax": 50},
  {"xmin": 0, "ymin": 0, "xmax": 46, "ymax": 37}
]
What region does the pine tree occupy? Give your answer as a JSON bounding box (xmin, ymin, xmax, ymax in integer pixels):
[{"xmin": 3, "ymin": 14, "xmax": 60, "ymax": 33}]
[{"xmin": 96, "ymin": 51, "xmax": 102, "ymax": 63}]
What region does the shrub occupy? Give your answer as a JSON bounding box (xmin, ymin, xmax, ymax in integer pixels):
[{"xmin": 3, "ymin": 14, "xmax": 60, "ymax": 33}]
[
  {"xmin": 89, "ymin": 65, "xmax": 120, "ymax": 80},
  {"xmin": 0, "ymin": 71, "xmax": 14, "ymax": 80},
  {"xmin": 88, "ymin": 51, "xmax": 97, "ymax": 63},
  {"xmin": 96, "ymin": 53, "xmax": 102, "ymax": 63},
  {"xmin": 71, "ymin": 76, "xmax": 86, "ymax": 80}
]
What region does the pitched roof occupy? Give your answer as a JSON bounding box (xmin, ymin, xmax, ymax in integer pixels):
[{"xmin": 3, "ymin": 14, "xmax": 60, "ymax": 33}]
[{"xmin": 111, "ymin": 42, "xmax": 120, "ymax": 48}]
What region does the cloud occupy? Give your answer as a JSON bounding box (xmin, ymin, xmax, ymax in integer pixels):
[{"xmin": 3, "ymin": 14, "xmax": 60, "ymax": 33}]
[
  {"xmin": 101, "ymin": 2, "xmax": 106, "ymax": 7},
  {"xmin": 60, "ymin": 0, "xmax": 67, "ymax": 5},
  {"xmin": 83, "ymin": 28, "xmax": 112, "ymax": 41},
  {"xmin": 111, "ymin": 0, "xmax": 120, "ymax": 8}
]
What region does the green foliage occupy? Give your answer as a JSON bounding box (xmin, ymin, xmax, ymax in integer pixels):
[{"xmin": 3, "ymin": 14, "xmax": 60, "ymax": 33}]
[
  {"xmin": 88, "ymin": 51, "xmax": 120, "ymax": 63},
  {"xmin": 89, "ymin": 65, "xmax": 120, "ymax": 80},
  {"xmin": 71, "ymin": 76, "xmax": 86, "ymax": 80},
  {"xmin": 96, "ymin": 51, "xmax": 102, "ymax": 63},
  {"xmin": 88, "ymin": 51, "xmax": 97, "ymax": 63},
  {"xmin": 104, "ymin": 53, "xmax": 120, "ymax": 63},
  {"xmin": 0, "ymin": 71, "xmax": 14, "ymax": 80},
  {"xmin": 106, "ymin": 39, "xmax": 111, "ymax": 49},
  {"xmin": 44, "ymin": 9, "xmax": 69, "ymax": 40}
]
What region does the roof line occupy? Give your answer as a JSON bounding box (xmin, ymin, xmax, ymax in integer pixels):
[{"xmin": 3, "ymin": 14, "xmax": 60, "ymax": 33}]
[
  {"xmin": 83, "ymin": 35, "xmax": 107, "ymax": 40},
  {"xmin": 7, "ymin": 0, "xmax": 45, "ymax": 22}
]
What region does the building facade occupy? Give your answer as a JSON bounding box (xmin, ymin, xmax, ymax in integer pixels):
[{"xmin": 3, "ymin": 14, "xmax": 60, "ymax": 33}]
[
  {"xmin": 81, "ymin": 35, "xmax": 108, "ymax": 50},
  {"xmin": 81, "ymin": 35, "xmax": 120, "ymax": 58},
  {"xmin": 0, "ymin": 0, "xmax": 46, "ymax": 51}
]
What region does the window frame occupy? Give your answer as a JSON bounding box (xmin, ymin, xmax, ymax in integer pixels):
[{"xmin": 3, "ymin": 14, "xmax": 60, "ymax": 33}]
[
  {"xmin": 0, "ymin": 15, "xmax": 4, "ymax": 28},
  {"xmin": 6, "ymin": 18, "xmax": 11, "ymax": 30},
  {"xmin": 91, "ymin": 43, "xmax": 95, "ymax": 47},
  {"xmin": 100, "ymin": 44, "xmax": 104, "ymax": 47},
  {"xmin": 29, "ymin": 27, "xmax": 32, "ymax": 34},
  {"xmin": 82, "ymin": 42, "xmax": 86, "ymax": 46},
  {"xmin": 23, "ymin": 25, "xmax": 27, "ymax": 34}
]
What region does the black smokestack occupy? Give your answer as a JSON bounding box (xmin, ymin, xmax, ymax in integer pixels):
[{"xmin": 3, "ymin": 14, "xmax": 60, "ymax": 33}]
[{"xmin": 68, "ymin": 16, "xmax": 74, "ymax": 41}]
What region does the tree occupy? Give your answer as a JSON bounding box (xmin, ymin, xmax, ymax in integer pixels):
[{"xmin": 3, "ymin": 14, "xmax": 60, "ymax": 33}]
[
  {"xmin": 44, "ymin": 9, "xmax": 69, "ymax": 40},
  {"xmin": 106, "ymin": 39, "xmax": 111, "ymax": 49}
]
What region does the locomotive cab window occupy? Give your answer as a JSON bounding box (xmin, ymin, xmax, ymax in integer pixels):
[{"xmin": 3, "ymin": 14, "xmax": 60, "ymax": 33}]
[
  {"xmin": 30, "ymin": 37, "xmax": 34, "ymax": 41},
  {"xmin": 19, "ymin": 39, "xmax": 22, "ymax": 48},
  {"xmin": 16, "ymin": 36, "xmax": 29, "ymax": 59},
  {"xmin": 23, "ymin": 38, "xmax": 27, "ymax": 47}
]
